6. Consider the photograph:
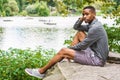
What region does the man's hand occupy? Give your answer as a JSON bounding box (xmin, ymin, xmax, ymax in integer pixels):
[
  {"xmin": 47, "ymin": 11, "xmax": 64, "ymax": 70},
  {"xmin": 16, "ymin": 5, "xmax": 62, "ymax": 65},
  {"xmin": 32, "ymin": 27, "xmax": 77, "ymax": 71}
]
[{"xmin": 79, "ymin": 17, "xmax": 85, "ymax": 22}]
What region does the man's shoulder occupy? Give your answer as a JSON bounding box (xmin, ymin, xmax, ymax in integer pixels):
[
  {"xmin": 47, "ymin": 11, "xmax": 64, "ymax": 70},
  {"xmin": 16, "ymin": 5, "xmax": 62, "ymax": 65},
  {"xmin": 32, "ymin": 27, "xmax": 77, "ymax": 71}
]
[
  {"xmin": 90, "ymin": 22, "xmax": 103, "ymax": 32},
  {"xmin": 92, "ymin": 20, "xmax": 103, "ymax": 29},
  {"xmin": 95, "ymin": 19, "xmax": 102, "ymax": 25}
]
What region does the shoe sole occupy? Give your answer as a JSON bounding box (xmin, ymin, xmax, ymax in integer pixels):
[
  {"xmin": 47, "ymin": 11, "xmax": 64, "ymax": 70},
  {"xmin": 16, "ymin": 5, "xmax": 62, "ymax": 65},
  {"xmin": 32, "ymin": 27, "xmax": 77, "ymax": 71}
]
[
  {"xmin": 25, "ymin": 69, "xmax": 33, "ymax": 76},
  {"xmin": 25, "ymin": 69, "xmax": 44, "ymax": 79}
]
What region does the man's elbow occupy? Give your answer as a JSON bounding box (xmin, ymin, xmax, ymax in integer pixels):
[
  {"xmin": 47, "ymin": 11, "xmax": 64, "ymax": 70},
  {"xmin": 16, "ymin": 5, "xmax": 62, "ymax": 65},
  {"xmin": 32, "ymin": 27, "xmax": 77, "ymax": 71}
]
[{"xmin": 73, "ymin": 25, "xmax": 80, "ymax": 30}]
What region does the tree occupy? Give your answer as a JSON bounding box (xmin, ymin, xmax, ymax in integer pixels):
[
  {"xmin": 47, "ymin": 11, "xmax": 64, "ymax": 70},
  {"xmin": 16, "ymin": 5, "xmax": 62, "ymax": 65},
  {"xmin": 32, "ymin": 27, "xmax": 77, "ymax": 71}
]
[
  {"xmin": 15, "ymin": 0, "xmax": 23, "ymax": 12},
  {"xmin": 47, "ymin": 0, "xmax": 55, "ymax": 7},
  {"xmin": 26, "ymin": 1, "xmax": 50, "ymax": 16},
  {"xmin": 0, "ymin": 0, "xmax": 19, "ymax": 16},
  {"xmin": 54, "ymin": 0, "xmax": 69, "ymax": 16},
  {"xmin": 37, "ymin": 1, "xmax": 50, "ymax": 16},
  {"xmin": 100, "ymin": 0, "xmax": 120, "ymax": 24},
  {"xmin": 8, "ymin": 0, "xmax": 19, "ymax": 16},
  {"xmin": 0, "ymin": 0, "xmax": 8, "ymax": 16}
]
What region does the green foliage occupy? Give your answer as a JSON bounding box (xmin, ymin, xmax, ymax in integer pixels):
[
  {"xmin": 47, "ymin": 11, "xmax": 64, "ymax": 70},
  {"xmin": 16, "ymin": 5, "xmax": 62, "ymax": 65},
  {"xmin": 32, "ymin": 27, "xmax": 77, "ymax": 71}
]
[
  {"xmin": 1, "ymin": 0, "xmax": 118, "ymax": 17},
  {"xmin": 0, "ymin": 0, "xmax": 19, "ymax": 16},
  {"xmin": 100, "ymin": 0, "xmax": 120, "ymax": 24},
  {"xmin": 104, "ymin": 24, "xmax": 120, "ymax": 53},
  {"xmin": 106, "ymin": 0, "xmax": 120, "ymax": 17},
  {"xmin": 54, "ymin": 0, "xmax": 69, "ymax": 16},
  {"xmin": 0, "ymin": 46, "xmax": 56, "ymax": 80},
  {"xmin": 19, "ymin": 10, "xmax": 28, "ymax": 16},
  {"xmin": 25, "ymin": 3, "xmax": 37, "ymax": 14},
  {"xmin": 8, "ymin": 0, "xmax": 19, "ymax": 15},
  {"xmin": 1, "ymin": 0, "xmax": 102, "ymax": 16},
  {"xmin": 0, "ymin": 0, "xmax": 8, "ymax": 16},
  {"xmin": 26, "ymin": 1, "xmax": 50, "ymax": 16},
  {"xmin": 37, "ymin": 1, "xmax": 50, "ymax": 16},
  {"xmin": 64, "ymin": 36, "xmax": 73, "ymax": 47},
  {"xmin": 48, "ymin": 0, "xmax": 55, "ymax": 7},
  {"xmin": 15, "ymin": 0, "xmax": 24, "ymax": 12}
]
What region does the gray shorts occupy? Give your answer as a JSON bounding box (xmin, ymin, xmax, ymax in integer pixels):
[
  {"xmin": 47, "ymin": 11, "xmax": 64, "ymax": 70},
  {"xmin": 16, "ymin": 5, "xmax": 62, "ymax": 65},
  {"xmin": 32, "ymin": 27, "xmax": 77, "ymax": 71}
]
[{"xmin": 74, "ymin": 48, "xmax": 104, "ymax": 66}]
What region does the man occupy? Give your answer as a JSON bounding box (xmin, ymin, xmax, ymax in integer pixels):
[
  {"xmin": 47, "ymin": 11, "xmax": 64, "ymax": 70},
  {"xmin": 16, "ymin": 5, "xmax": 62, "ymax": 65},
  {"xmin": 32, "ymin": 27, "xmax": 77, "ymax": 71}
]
[{"xmin": 25, "ymin": 6, "xmax": 109, "ymax": 79}]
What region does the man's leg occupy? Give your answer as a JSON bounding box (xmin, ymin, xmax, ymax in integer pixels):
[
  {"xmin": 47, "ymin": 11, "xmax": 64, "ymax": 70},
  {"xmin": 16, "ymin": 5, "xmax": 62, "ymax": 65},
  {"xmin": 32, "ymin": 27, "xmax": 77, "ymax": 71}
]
[
  {"xmin": 39, "ymin": 31, "xmax": 86, "ymax": 74},
  {"xmin": 25, "ymin": 31, "xmax": 86, "ymax": 78},
  {"xmin": 39, "ymin": 48, "xmax": 76, "ymax": 74},
  {"xmin": 71, "ymin": 31, "xmax": 86, "ymax": 46}
]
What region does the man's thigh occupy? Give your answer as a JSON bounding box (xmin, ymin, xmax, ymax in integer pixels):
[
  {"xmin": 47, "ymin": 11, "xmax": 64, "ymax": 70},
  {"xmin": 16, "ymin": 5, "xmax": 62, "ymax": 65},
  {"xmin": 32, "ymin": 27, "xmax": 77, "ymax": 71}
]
[
  {"xmin": 71, "ymin": 31, "xmax": 86, "ymax": 46},
  {"xmin": 74, "ymin": 48, "xmax": 103, "ymax": 66},
  {"xmin": 74, "ymin": 48, "xmax": 95, "ymax": 65},
  {"xmin": 60, "ymin": 48, "xmax": 76, "ymax": 60}
]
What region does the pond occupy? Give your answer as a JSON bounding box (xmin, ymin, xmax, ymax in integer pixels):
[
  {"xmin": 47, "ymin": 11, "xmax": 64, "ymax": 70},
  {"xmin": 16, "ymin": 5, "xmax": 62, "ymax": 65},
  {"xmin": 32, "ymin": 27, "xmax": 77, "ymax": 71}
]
[
  {"xmin": 0, "ymin": 16, "xmax": 114, "ymax": 51},
  {"xmin": 0, "ymin": 27, "xmax": 75, "ymax": 51}
]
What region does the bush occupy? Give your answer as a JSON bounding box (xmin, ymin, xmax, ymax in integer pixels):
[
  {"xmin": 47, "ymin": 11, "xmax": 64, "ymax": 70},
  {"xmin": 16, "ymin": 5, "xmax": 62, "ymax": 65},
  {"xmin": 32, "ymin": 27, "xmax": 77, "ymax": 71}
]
[
  {"xmin": 104, "ymin": 24, "xmax": 120, "ymax": 53},
  {"xmin": 20, "ymin": 10, "xmax": 28, "ymax": 16},
  {"xmin": 26, "ymin": 1, "xmax": 50, "ymax": 16},
  {"xmin": 7, "ymin": 0, "xmax": 19, "ymax": 16},
  {"xmin": 26, "ymin": 4, "xmax": 37, "ymax": 14},
  {"xmin": 0, "ymin": 47, "xmax": 56, "ymax": 80},
  {"xmin": 37, "ymin": 1, "xmax": 50, "ymax": 16}
]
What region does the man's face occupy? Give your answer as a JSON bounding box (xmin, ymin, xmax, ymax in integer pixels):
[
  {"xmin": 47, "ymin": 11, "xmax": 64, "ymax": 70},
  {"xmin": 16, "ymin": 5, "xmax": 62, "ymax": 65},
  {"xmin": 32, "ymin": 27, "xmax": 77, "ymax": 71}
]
[{"xmin": 82, "ymin": 9, "xmax": 95, "ymax": 23}]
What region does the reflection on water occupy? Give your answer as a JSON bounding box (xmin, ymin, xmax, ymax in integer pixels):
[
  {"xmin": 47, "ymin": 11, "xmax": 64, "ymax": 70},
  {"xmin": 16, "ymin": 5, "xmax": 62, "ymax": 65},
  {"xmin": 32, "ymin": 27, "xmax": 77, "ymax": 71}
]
[{"xmin": 0, "ymin": 27, "xmax": 75, "ymax": 51}]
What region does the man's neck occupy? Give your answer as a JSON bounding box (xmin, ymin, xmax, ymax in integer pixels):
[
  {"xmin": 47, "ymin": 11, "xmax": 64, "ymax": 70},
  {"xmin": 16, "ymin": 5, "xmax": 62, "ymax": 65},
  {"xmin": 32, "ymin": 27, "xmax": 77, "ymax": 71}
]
[{"xmin": 89, "ymin": 18, "xmax": 96, "ymax": 24}]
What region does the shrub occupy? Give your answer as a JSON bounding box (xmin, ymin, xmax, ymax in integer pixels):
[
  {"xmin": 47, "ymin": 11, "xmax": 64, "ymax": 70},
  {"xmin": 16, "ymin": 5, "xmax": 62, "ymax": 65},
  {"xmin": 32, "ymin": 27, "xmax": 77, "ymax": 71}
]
[
  {"xmin": 20, "ymin": 10, "xmax": 28, "ymax": 16},
  {"xmin": 26, "ymin": 4, "xmax": 37, "ymax": 14},
  {"xmin": 26, "ymin": 1, "xmax": 50, "ymax": 16},
  {"xmin": 104, "ymin": 24, "xmax": 120, "ymax": 53},
  {"xmin": 7, "ymin": 0, "xmax": 19, "ymax": 16},
  {"xmin": 0, "ymin": 46, "xmax": 56, "ymax": 80},
  {"xmin": 37, "ymin": 1, "xmax": 50, "ymax": 16}
]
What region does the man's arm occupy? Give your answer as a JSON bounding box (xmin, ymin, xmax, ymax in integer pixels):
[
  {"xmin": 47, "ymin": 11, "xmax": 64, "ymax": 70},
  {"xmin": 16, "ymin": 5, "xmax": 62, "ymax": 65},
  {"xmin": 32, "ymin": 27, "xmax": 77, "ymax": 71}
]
[
  {"xmin": 69, "ymin": 27, "xmax": 101, "ymax": 50},
  {"xmin": 73, "ymin": 17, "xmax": 88, "ymax": 31}
]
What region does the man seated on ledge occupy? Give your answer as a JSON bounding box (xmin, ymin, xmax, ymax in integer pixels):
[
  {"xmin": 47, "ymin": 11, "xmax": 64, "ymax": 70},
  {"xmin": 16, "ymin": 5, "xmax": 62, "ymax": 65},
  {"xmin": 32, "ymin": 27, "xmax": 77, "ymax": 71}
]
[{"xmin": 25, "ymin": 6, "xmax": 109, "ymax": 79}]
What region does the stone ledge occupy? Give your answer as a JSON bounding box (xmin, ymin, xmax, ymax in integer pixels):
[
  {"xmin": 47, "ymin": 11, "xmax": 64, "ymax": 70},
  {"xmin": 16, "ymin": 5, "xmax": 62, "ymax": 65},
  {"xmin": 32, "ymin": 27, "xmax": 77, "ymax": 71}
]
[
  {"xmin": 43, "ymin": 52, "xmax": 120, "ymax": 80},
  {"xmin": 107, "ymin": 52, "xmax": 120, "ymax": 64},
  {"xmin": 43, "ymin": 62, "xmax": 120, "ymax": 80},
  {"xmin": 58, "ymin": 62, "xmax": 120, "ymax": 80},
  {"xmin": 43, "ymin": 64, "xmax": 65, "ymax": 80},
  {"xmin": 109, "ymin": 52, "xmax": 120, "ymax": 58}
]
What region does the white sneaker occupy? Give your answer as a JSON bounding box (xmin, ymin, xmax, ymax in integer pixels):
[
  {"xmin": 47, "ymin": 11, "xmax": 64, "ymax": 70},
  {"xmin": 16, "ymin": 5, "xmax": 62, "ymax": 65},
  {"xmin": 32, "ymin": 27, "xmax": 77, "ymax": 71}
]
[{"xmin": 25, "ymin": 68, "xmax": 45, "ymax": 79}]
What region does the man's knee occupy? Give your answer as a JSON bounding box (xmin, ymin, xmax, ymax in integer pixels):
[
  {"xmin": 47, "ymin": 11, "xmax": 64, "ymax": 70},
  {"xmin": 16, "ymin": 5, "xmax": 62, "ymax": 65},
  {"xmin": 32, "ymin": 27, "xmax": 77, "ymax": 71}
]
[
  {"xmin": 58, "ymin": 48, "xmax": 75, "ymax": 55},
  {"xmin": 58, "ymin": 48, "xmax": 72, "ymax": 55},
  {"xmin": 77, "ymin": 31, "xmax": 86, "ymax": 36},
  {"xmin": 77, "ymin": 31, "xmax": 86, "ymax": 41},
  {"xmin": 57, "ymin": 48, "xmax": 75, "ymax": 59},
  {"xmin": 59, "ymin": 48, "xmax": 68, "ymax": 53}
]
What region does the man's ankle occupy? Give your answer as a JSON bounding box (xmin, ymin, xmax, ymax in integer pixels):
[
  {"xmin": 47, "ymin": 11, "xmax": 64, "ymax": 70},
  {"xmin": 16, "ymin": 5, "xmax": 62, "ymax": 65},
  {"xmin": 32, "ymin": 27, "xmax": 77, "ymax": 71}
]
[{"xmin": 38, "ymin": 68, "xmax": 45, "ymax": 74}]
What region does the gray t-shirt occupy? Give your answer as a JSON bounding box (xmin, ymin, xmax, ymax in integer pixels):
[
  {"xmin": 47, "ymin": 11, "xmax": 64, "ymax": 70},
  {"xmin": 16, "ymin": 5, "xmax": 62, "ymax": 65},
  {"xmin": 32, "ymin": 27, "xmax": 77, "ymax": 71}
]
[{"xmin": 70, "ymin": 18, "xmax": 109, "ymax": 62}]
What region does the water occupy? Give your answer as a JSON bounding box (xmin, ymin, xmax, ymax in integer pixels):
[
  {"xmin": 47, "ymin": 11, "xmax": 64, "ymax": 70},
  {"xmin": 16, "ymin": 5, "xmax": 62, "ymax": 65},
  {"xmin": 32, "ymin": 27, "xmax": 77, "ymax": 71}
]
[
  {"xmin": 0, "ymin": 27, "xmax": 75, "ymax": 51},
  {"xmin": 0, "ymin": 16, "xmax": 114, "ymax": 51}
]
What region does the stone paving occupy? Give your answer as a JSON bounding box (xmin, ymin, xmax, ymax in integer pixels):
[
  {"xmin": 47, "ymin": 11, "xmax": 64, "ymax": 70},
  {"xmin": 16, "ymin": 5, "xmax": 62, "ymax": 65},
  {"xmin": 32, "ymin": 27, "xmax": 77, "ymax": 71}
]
[{"xmin": 43, "ymin": 52, "xmax": 120, "ymax": 80}]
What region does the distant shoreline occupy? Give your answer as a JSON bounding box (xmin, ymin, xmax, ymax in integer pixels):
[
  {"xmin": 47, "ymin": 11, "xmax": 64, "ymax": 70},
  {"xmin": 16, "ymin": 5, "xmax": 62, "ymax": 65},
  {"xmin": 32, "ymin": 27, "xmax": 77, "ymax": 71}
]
[{"xmin": 0, "ymin": 16, "xmax": 115, "ymax": 28}]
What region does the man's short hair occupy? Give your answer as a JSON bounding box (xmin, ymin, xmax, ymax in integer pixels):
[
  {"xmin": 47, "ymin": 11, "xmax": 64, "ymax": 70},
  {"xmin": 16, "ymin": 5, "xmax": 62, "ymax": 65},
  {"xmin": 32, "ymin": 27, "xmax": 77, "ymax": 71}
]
[{"xmin": 83, "ymin": 6, "xmax": 96, "ymax": 13}]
